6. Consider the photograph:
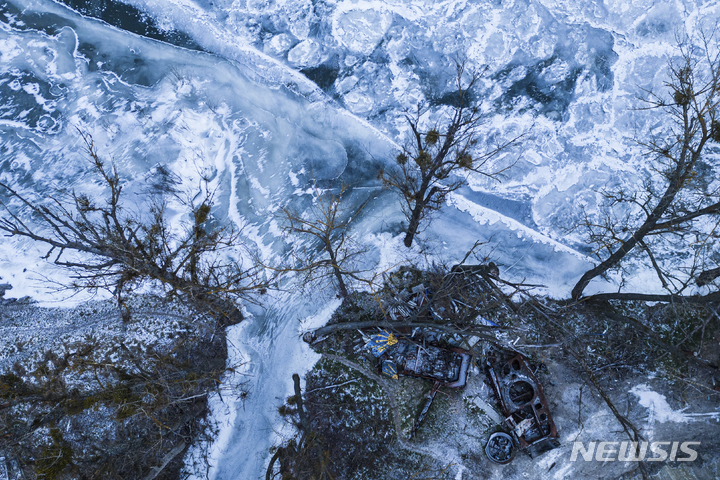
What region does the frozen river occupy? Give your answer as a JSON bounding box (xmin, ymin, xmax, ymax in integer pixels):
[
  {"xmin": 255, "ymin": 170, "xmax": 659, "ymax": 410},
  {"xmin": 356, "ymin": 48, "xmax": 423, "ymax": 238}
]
[{"xmin": 1, "ymin": 0, "xmax": 719, "ymax": 477}]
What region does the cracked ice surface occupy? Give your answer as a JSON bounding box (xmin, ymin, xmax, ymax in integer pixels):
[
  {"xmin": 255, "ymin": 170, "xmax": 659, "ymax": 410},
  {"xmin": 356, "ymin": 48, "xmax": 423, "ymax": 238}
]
[
  {"xmin": 2, "ymin": 0, "xmax": 720, "ymax": 478},
  {"xmin": 105, "ymin": 0, "xmax": 720, "ymax": 295}
]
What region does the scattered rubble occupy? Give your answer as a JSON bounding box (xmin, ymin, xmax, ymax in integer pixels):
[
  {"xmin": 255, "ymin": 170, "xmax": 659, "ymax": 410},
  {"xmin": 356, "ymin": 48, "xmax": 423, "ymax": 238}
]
[
  {"xmin": 368, "ymin": 330, "xmax": 473, "ymax": 436},
  {"xmin": 364, "ymin": 329, "xmax": 558, "ymax": 457}
]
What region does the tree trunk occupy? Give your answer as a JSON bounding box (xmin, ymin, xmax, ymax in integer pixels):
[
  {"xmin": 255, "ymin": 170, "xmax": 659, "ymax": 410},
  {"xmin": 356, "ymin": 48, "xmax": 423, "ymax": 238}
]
[
  {"xmin": 143, "ymin": 442, "xmax": 186, "ymax": 480},
  {"xmin": 292, "ymin": 373, "xmax": 311, "ymax": 434},
  {"xmin": 332, "ymin": 265, "xmax": 348, "ymax": 298},
  {"xmin": 582, "ymin": 291, "xmax": 720, "ymax": 304},
  {"xmin": 404, "ymin": 202, "xmax": 424, "ymax": 248},
  {"xmin": 696, "ymin": 267, "xmax": 720, "ymax": 287},
  {"xmin": 326, "ymin": 242, "xmax": 348, "ymax": 298}
]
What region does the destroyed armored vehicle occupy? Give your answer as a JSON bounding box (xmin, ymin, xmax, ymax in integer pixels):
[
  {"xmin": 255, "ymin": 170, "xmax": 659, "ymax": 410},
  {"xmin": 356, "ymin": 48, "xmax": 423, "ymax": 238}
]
[
  {"xmin": 483, "ymin": 346, "xmax": 560, "ymax": 463},
  {"xmin": 368, "ymin": 330, "xmax": 472, "ymax": 436},
  {"xmin": 382, "ymin": 338, "xmax": 471, "ymax": 388},
  {"xmin": 365, "ymin": 331, "xmax": 559, "ymax": 453},
  {"xmin": 368, "ymin": 330, "xmax": 471, "ymax": 387}
]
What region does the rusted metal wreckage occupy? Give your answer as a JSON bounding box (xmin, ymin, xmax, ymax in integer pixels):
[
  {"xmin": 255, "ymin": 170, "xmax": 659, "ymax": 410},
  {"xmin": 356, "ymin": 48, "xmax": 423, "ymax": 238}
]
[
  {"xmin": 311, "ymin": 264, "xmax": 560, "ymax": 464},
  {"xmin": 369, "ymin": 331, "xmax": 472, "ymax": 437},
  {"xmin": 367, "ymin": 327, "xmax": 559, "ymax": 463},
  {"xmin": 483, "ymin": 346, "xmax": 560, "ymax": 463}
]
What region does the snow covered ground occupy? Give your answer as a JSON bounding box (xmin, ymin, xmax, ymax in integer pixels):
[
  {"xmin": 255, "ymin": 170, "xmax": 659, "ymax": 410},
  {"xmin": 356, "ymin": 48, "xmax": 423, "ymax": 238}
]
[{"xmin": 2, "ymin": 0, "xmax": 720, "ymax": 478}]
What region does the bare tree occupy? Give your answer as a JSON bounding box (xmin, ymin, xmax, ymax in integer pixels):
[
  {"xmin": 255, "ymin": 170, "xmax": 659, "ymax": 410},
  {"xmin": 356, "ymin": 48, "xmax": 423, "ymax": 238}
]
[
  {"xmin": 0, "ymin": 132, "xmax": 271, "ymax": 322},
  {"xmin": 379, "ymin": 60, "xmax": 524, "ymax": 248},
  {"xmin": 266, "ymin": 373, "xmax": 334, "ymax": 480},
  {"xmin": 572, "ymin": 34, "xmax": 720, "ymax": 300},
  {"xmin": 279, "ymin": 184, "xmax": 372, "ymax": 298}
]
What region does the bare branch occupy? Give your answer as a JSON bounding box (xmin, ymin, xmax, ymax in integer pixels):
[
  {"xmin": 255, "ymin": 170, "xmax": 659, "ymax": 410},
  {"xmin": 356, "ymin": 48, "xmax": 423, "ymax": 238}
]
[
  {"xmin": 0, "ymin": 132, "xmax": 274, "ymax": 322},
  {"xmin": 276, "ymin": 183, "xmax": 375, "ymax": 298}
]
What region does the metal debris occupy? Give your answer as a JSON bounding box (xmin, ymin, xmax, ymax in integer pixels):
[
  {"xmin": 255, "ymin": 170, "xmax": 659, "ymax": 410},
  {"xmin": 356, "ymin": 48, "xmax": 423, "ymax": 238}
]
[
  {"xmin": 411, "ymin": 381, "xmax": 441, "ymax": 438},
  {"xmin": 484, "ymin": 345, "xmax": 560, "ymax": 461},
  {"xmin": 366, "ymin": 332, "xmax": 472, "ymax": 437},
  {"xmin": 485, "ymin": 432, "xmax": 515, "ymax": 464},
  {"xmin": 379, "ymin": 339, "xmax": 471, "ymax": 388}
]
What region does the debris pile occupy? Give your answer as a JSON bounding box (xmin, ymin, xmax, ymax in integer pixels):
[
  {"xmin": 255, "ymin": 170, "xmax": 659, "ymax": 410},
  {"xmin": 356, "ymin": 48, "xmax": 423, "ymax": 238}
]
[
  {"xmin": 369, "ymin": 330, "xmax": 471, "ymax": 387},
  {"xmin": 360, "ymin": 266, "xmax": 559, "ymax": 462}
]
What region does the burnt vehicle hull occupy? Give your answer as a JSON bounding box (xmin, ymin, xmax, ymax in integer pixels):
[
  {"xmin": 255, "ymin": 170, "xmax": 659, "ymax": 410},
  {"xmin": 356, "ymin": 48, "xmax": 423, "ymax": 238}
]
[
  {"xmin": 484, "ymin": 346, "xmax": 559, "ymax": 460},
  {"xmin": 373, "ymin": 337, "xmax": 472, "ymax": 437},
  {"xmin": 389, "ymin": 340, "xmax": 471, "ymax": 388}
]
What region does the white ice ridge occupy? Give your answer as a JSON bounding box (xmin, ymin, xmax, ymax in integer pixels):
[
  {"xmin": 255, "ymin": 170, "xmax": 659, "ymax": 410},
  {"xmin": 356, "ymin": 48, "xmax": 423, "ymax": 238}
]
[
  {"xmin": 630, "ymin": 384, "xmax": 720, "ymax": 424},
  {"xmin": 447, "ymin": 191, "xmax": 590, "ymax": 261}
]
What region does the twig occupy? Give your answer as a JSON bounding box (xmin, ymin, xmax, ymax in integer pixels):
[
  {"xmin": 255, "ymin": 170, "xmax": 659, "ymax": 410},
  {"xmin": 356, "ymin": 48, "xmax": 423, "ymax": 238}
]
[{"xmin": 305, "ymin": 379, "xmax": 358, "ymax": 394}]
